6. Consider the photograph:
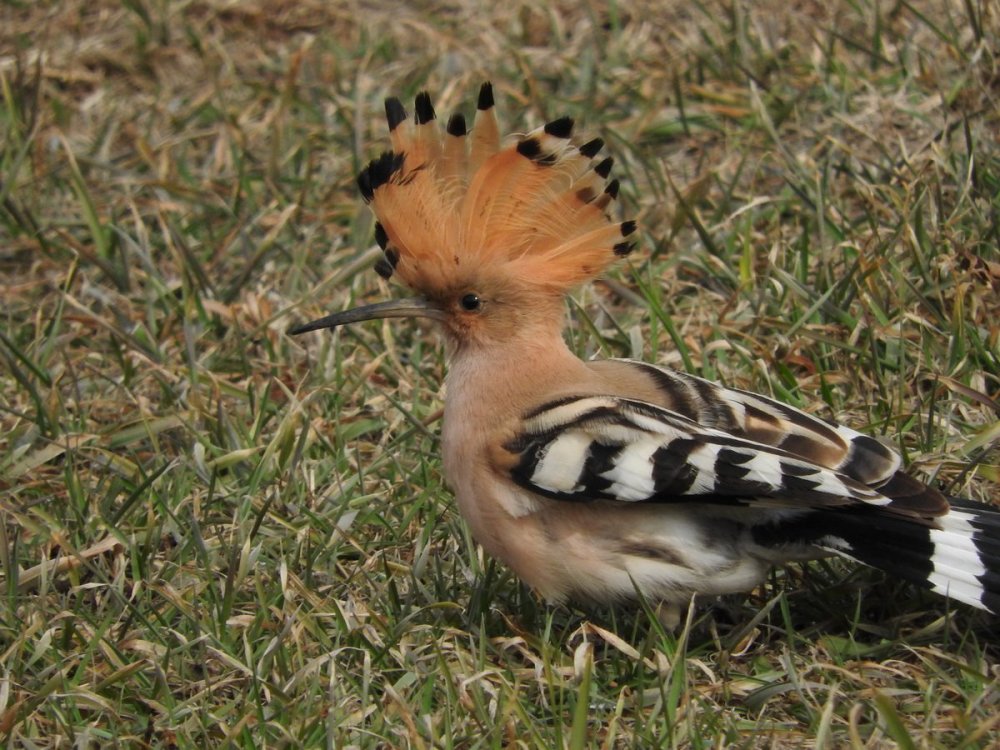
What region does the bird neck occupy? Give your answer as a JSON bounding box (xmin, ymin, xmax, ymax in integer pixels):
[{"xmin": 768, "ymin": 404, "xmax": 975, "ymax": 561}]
[{"xmin": 443, "ymin": 317, "xmax": 588, "ymax": 429}]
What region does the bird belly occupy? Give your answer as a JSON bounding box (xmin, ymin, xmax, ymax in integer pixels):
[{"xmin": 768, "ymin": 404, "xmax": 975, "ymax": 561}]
[{"xmin": 535, "ymin": 502, "xmax": 771, "ymax": 606}]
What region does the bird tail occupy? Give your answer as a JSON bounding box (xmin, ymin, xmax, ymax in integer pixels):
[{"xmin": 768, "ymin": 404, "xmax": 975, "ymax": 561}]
[{"xmin": 754, "ymin": 499, "xmax": 1000, "ymax": 615}]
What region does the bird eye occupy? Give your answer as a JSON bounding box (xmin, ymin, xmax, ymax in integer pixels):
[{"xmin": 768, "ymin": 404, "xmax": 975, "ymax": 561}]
[{"xmin": 459, "ymin": 293, "xmax": 482, "ymax": 312}]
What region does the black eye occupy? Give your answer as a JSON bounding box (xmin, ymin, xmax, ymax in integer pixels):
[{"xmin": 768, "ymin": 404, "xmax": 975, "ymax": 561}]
[{"xmin": 459, "ymin": 293, "xmax": 482, "ymax": 312}]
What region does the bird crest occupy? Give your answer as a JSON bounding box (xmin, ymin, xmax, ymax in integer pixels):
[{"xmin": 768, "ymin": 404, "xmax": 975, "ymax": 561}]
[{"xmin": 357, "ymin": 83, "xmax": 636, "ymax": 298}]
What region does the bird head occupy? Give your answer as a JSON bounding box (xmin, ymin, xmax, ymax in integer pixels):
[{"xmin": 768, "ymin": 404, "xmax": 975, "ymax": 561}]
[{"xmin": 290, "ymin": 83, "xmax": 636, "ymax": 349}]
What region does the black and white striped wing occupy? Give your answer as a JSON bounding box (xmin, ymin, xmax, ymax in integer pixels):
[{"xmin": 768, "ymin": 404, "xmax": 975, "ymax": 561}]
[
  {"xmin": 504, "ymin": 395, "xmax": 893, "ymax": 508},
  {"xmin": 611, "ymin": 360, "xmax": 910, "ymax": 492}
]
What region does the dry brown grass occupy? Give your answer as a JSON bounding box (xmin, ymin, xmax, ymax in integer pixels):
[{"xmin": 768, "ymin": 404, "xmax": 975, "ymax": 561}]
[{"xmin": 2, "ymin": 0, "xmax": 998, "ymax": 747}]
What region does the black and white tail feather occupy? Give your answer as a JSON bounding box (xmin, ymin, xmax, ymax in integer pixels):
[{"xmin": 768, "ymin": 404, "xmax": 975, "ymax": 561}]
[{"xmin": 504, "ymin": 360, "xmax": 1000, "ymax": 614}]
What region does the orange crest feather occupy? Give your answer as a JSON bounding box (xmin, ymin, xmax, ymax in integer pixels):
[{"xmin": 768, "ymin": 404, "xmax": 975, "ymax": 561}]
[{"xmin": 357, "ymin": 83, "xmax": 637, "ymax": 296}]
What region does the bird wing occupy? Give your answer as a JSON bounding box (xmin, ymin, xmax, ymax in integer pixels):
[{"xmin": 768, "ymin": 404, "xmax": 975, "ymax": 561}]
[
  {"xmin": 503, "ymin": 394, "xmax": 940, "ymax": 515},
  {"xmin": 605, "ymin": 360, "xmax": 906, "ymax": 486}
]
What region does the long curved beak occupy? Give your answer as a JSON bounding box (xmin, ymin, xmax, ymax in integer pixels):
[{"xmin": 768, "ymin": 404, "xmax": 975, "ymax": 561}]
[{"xmin": 288, "ymin": 297, "xmax": 445, "ymax": 335}]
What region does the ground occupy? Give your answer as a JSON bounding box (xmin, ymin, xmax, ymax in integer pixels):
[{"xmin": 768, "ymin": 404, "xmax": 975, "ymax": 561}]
[{"xmin": 1, "ymin": 0, "xmax": 999, "ymax": 747}]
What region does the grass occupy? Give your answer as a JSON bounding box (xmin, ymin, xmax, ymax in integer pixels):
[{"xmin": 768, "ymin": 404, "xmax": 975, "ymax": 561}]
[{"xmin": 1, "ymin": 0, "xmax": 998, "ymax": 746}]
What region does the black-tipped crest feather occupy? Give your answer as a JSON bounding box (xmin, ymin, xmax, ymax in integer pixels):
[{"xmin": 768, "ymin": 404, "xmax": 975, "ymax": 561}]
[
  {"xmin": 579, "ymin": 138, "xmax": 604, "ymax": 158},
  {"xmin": 544, "ymin": 116, "xmax": 574, "ymax": 138},
  {"xmin": 374, "ymin": 222, "xmax": 388, "ymax": 250},
  {"xmin": 477, "ymin": 82, "xmax": 494, "ymax": 109},
  {"xmin": 595, "ymin": 157, "xmax": 614, "ymax": 178},
  {"xmin": 414, "ymin": 91, "xmax": 436, "ymax": 124},
  {"xmin": 385, "ymin": 98, "xmax": 407, "ymax": 131},
  {"xmin": 358, "ymin": 151, "xmax": 406, "ymax": 202},
  {"xmin": 446, "ymin": 113, "xmax": 467, "ymax": 136},
  {"xmin": 516, "ymin": 138, "xmax": 542, "ymax": 160}
]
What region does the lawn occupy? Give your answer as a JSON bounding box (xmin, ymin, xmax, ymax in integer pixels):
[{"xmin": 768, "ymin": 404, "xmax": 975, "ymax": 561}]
[{"xmin": 1, "ymin": 0, "xmax": 998, "ymax": 747}]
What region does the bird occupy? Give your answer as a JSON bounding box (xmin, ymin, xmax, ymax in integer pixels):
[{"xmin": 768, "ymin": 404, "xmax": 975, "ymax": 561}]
[{"xmin": 290, "ymin": 82, "xmax": 1000, "ymax": 624}]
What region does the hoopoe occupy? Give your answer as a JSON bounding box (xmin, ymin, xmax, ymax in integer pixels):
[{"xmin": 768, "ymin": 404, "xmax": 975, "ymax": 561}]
[{"xmin": 291, "ymin": 83, "xmax": 1000, "ymax": 623}]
